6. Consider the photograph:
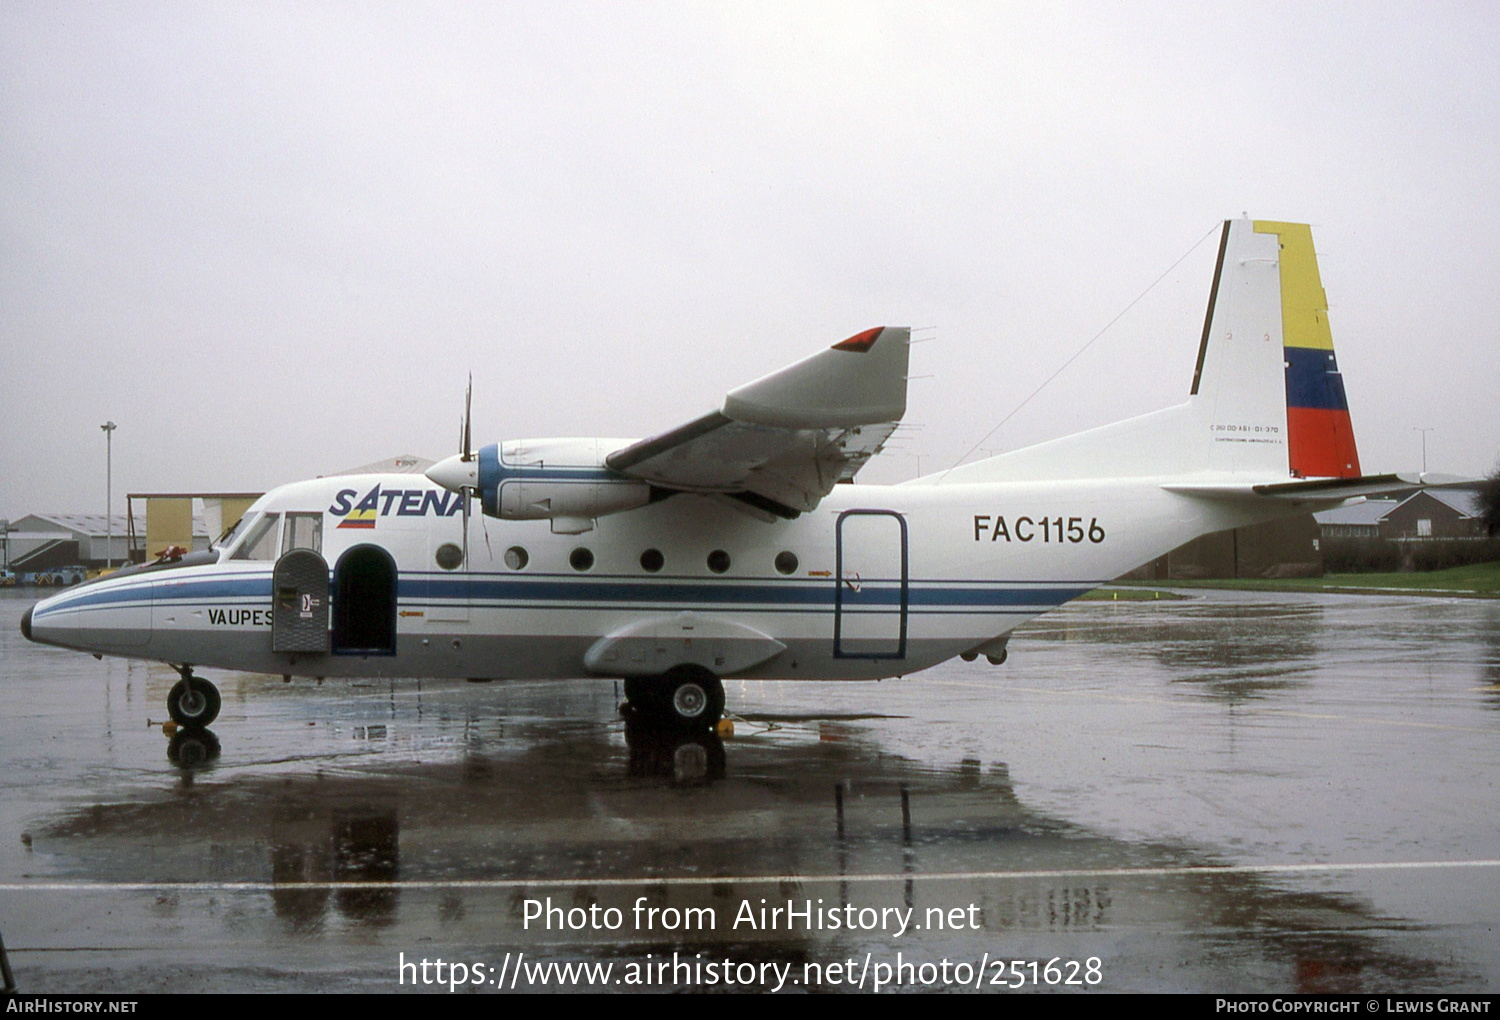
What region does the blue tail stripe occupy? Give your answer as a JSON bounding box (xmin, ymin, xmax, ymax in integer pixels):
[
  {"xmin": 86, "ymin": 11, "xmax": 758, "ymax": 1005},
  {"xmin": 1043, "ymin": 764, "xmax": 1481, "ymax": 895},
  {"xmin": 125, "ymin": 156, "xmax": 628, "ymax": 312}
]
[{"xmin": 1285, "ymin": 346, "xmax": 1350, "ymax": 411}]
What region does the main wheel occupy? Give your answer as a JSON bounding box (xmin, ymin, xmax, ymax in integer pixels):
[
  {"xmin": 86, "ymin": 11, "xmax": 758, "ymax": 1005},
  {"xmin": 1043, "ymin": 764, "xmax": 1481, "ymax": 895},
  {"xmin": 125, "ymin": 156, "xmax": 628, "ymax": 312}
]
[
  {"xmin": 662, "ymin": 667, "xmax": 725, "ymax": 731},
  {"xmin": 623, "ymin": 676, "xmax": 663, "ymax": 713},
  {"xmin": 168, "ymin": 675, "xmax": 221, "ymax": 728}
]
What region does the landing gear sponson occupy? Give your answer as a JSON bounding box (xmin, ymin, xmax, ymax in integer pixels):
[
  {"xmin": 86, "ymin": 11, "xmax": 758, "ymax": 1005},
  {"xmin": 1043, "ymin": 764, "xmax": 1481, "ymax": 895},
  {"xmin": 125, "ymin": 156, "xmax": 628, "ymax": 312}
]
[
  {"xmin": 623, "ymin": 665, "xmax": 725, "ymax": 731},
  {"xmin": 166, "ymin": 665, "xmax": 221, "ymax": 729}
]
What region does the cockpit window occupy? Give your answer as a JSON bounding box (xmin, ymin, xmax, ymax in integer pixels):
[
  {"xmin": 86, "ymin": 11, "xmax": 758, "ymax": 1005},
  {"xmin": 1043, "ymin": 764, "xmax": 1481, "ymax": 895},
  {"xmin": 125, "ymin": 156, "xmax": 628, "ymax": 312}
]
[
  {"xmin": 282, "ymin": 513, "xmax": 323, "ymax": 556},
  {"xmin": 230, "ymin": 513, "xmax": 281, "ymax": 561},
  {"xmin": 214, "ymin": 515, "xmax": 251, "ymax": 552}
]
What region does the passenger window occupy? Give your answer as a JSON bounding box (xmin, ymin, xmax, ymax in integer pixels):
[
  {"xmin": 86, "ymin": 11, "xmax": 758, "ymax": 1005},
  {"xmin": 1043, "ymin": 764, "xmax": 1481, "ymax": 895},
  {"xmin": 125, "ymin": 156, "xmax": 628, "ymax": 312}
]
[
  {"xmin": 231, "ymin": 513, "xmax": 281, "ymax": 561},
  {"xmin": 282, "ymin": 513, "xmax": 323, "ymax": 556}
]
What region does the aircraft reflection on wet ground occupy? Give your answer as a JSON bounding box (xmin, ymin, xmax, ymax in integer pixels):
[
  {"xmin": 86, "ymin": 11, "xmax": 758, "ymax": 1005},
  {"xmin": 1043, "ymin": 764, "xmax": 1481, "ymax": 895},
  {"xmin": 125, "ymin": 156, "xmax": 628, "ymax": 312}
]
[{"xmin": 1, "ymin": 588, "xmax": 1497, "ymax": 993}]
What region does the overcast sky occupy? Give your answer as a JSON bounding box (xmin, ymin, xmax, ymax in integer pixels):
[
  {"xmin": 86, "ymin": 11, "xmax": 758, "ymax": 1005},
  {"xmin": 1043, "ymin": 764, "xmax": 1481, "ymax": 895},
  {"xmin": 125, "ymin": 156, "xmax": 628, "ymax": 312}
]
[{"xmin": 3, "ymin": 1, "xmax": 1498, "ymax": 521}]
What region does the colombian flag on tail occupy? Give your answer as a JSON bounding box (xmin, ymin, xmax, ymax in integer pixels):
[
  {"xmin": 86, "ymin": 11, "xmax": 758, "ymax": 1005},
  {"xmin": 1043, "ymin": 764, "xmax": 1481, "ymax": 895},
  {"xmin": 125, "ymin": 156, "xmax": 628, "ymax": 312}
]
[{"xmin": 1254, "ymin": 221, "xmax": 1361, "ymax": 479}]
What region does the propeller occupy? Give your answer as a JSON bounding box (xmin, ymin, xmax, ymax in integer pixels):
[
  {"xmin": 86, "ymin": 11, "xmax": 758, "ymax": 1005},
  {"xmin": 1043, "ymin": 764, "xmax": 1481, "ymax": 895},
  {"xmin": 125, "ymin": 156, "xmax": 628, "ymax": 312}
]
[
  {"xmin": 426, "ymin": 374, "xmax": 482, "ymax": 567},
  {"xmin": 460, "ymin": 374, "xmax": 473, "ymax": 568}
]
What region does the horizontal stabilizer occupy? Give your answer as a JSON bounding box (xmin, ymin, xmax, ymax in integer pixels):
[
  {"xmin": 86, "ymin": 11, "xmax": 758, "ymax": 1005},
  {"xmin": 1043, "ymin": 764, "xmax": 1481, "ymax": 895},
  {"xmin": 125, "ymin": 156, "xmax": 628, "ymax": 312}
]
[{"xmin": 1162, "ymin": 472, "xmax": 1456, "ymax": 504}]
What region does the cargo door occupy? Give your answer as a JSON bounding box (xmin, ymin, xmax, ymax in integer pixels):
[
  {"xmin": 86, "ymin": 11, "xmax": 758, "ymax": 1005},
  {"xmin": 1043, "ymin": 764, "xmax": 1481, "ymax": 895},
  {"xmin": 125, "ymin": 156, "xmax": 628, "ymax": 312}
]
[
  {"xmin": 833, "ymin": 510, "xmax": 908, "ymax": 660},
  {"xmin": 272, "ymin": 548, "xmax": 330, "ymax": 653}
]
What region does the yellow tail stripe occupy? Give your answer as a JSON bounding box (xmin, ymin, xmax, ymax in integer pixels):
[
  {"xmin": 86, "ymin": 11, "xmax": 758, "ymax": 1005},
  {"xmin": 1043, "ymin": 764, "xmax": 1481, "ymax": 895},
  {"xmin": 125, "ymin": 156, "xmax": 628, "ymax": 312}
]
[{"xmin": 1253, "ymin": 220, "xmax": 1334, "ymax": 351}]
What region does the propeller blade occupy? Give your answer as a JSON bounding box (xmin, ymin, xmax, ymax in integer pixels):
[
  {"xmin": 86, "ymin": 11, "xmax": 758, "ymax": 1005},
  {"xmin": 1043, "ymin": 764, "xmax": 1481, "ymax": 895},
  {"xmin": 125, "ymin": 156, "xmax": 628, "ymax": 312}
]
[
  {"xmin": 462, "ymin": 373, "xmax": 473, "ymax": 563},
  {"xmin": 461, "ymin": 483, "xmax": 470, "ymax": 569},
  {"xmin": 461, "ymin": 373, "xmax": 473, "ymax": 463}
]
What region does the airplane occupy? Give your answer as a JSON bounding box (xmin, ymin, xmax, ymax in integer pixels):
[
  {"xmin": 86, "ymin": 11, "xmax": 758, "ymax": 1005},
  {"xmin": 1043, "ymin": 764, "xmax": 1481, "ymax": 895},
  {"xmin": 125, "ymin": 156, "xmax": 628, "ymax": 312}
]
[{"xmin": 22, "ymin": 218, "xmax": 1419, "ymax": 734}]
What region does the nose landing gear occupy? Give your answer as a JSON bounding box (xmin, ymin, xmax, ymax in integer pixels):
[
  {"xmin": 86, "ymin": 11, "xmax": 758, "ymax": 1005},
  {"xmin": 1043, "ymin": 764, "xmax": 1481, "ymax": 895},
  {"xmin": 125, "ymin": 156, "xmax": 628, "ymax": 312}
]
[{"xmin": 167, "ymin": 666, "xmax": 221, "ymax": 728}]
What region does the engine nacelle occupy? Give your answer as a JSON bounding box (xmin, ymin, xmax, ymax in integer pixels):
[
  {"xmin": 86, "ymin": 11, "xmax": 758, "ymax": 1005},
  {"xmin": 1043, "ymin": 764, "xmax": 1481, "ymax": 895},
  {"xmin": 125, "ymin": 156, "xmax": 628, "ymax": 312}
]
[{"xmin": 479, "ymin": 439, "xmax": 650, "ymax": 534}]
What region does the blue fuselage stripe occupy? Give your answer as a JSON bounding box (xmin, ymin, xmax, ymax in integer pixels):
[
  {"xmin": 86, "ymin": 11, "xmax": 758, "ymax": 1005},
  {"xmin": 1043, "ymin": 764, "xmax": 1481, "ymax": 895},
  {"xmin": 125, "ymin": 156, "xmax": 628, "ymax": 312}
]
[{"xmin": 35, "ymin": 569, "xmax": 1095, "ymax": 619}]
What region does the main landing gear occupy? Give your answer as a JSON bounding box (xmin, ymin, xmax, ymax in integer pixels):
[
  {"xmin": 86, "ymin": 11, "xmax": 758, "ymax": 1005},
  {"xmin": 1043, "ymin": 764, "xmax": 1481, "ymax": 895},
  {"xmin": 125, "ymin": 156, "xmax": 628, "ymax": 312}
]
[
  {"xmin": 622, "ymin": 665, "xmax": 726, "ymax": 731},
  {"xmin": 167, "ymin": 665, "xmax": 221, "ymax": 728}
]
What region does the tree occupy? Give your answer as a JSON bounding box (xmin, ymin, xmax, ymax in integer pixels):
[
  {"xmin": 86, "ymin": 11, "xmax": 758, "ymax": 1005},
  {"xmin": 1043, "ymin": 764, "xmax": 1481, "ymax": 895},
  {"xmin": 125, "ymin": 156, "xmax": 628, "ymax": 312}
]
[{"xmin": 1481, "ymin": 463, "xmax": 1500, "ymax": 537}]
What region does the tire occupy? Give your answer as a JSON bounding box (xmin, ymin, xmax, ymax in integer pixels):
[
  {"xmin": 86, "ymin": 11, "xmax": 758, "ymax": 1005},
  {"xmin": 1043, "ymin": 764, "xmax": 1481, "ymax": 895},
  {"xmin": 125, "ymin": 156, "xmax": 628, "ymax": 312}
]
[
  {"xmin": 623, "ymin": 676, "xmax": 663, "ymax": 713},
  {"xmin": 662, "ymin": 667, "xmax": 725, "ymax": 731},
  {"xmin": 168, "ymin": 676, "xmax": 221, "ymax": 728}
]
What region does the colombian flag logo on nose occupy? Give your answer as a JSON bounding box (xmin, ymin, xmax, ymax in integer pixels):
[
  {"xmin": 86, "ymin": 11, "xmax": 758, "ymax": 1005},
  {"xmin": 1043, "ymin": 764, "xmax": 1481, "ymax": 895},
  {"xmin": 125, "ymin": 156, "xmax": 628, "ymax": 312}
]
[
  {"xmin": 338, "ymin": 509, "xmax": 376, "ymax": 529},
  {"xmin": 337, "ymin": 486, "xmax": 380, "ymax": 529}
]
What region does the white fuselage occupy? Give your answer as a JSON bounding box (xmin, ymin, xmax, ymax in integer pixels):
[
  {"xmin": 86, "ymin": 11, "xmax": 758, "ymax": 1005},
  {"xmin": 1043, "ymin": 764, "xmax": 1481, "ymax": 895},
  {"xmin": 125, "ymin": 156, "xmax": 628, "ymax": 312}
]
[{"xmin": 27, "ymin": 468, "xmax": 1277, "ymax": 683}]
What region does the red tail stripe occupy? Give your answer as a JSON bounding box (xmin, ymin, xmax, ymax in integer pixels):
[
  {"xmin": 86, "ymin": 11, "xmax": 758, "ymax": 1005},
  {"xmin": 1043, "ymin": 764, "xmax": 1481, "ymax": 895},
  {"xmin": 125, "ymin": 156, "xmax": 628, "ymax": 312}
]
[{"xmin": 1286, "ymin": 407, "xmax": 1361, "ymax": 478}]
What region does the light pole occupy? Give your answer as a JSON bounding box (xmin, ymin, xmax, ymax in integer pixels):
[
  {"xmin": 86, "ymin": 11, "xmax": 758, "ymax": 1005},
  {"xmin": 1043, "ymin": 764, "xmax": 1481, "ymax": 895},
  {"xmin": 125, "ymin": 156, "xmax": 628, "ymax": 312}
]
[
  {"xmin": 101, "ymin": 421, "xmax": 116, "ymax": 569},
  {"xmin": 1413, "ymin": 426, "xmax": 1434, "ymax": 476}
]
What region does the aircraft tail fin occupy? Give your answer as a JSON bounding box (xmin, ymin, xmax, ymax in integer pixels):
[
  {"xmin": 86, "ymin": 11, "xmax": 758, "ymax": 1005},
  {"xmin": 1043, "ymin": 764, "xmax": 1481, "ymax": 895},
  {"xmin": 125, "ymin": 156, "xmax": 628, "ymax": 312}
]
[
  {"xmin": 934, "ymin": 218, "xmax": 1363, "ymax": 486},
  {"xmin": 1192, "ymin": 219, "xmax": 1361, "ymax": 479}
]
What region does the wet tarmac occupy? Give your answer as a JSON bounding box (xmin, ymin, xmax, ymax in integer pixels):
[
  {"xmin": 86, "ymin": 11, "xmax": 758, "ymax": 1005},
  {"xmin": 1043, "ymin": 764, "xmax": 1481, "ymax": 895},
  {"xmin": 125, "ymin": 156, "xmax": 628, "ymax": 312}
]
[{"xmin": 1, "ymin": 587, "xmax": 1497, "ymax": 993}]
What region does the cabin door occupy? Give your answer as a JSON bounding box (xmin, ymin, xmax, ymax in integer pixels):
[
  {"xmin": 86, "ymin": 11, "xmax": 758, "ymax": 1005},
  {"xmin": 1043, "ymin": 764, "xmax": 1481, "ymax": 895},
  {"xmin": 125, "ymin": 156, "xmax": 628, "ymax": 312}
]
[
  {"xmin": 833, "ymin": 510, "xmax": 908, "ymax": 660},
  {"xmin": 331, "ymin": 545, "xmax": 398, "ymax": 655}
]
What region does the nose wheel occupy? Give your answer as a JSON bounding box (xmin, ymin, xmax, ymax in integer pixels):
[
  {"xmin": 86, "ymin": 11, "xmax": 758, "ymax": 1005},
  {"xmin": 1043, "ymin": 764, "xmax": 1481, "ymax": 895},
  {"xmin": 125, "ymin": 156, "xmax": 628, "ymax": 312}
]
[{"xmin": 167, "ymin": 670, "xmax": 221, "ymax": 728}]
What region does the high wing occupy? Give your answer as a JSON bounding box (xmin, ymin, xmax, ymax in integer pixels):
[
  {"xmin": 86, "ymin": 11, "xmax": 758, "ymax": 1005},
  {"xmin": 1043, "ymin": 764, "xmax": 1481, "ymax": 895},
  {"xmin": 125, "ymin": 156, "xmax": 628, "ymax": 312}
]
[{"xmin": 605, "ymin": 326, "xmax": 911, "ymax": 517}]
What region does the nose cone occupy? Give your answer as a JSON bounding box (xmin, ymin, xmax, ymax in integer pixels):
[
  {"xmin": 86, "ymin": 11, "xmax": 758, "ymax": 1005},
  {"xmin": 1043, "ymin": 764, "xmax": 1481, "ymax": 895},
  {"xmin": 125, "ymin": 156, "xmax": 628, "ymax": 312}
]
[
  {"xmin": 23, "ymin": 579, "xmax": 152, "ymax": 654},
  {"xmin": 427, "ymin": 453, "xmax": 478, "ymax": 494}
]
